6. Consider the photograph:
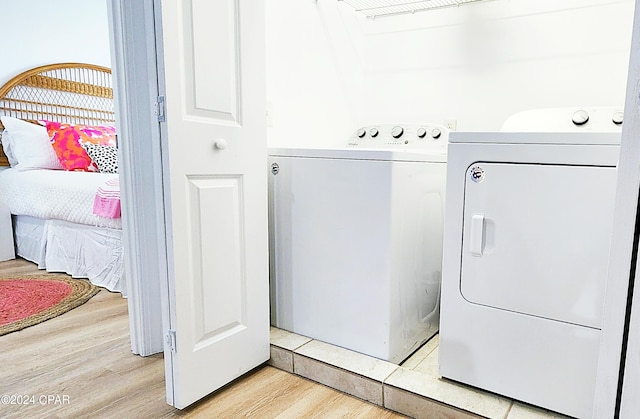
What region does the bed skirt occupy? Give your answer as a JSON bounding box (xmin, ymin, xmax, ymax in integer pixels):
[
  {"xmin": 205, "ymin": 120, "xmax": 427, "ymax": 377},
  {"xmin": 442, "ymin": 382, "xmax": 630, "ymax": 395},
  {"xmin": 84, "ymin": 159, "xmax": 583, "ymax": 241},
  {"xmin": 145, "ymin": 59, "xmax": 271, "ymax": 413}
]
[{"xmin": 13, "ymin": 215, "xmax": 126, "ymax": 296}]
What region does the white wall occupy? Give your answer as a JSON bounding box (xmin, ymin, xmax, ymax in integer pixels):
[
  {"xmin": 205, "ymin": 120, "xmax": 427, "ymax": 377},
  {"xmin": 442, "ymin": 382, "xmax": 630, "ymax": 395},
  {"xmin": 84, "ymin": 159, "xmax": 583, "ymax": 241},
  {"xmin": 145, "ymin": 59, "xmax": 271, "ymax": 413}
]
[
  {"xmin": 0, "ymin": 0, "xmax": 111, "ymax": 85},
  {"xmin": 265, "ymin": 0, "xmax": 365, "ymax": 147},
  {"xmin": 360, "ymin": 0, "xmax": 635, "ymax": 131},
  {"xmin": 2, "ymin": 0, "xmax": 633, "ymax": 142},
  {"xmin": 266, "ymin": 0, "xmax": 635, "ymax": 146}
]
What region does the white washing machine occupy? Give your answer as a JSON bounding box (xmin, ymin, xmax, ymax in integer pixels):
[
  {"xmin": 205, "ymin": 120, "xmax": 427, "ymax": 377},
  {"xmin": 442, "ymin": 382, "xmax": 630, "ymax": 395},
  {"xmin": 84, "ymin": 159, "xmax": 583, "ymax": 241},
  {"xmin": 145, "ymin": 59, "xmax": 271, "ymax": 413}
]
[
  {"xmin": 438, "ymin": 107, "xmax": 623, "ymax": 418},
  {"xmin": 269, "ymin": 124, "xmax": 448, "ymax": 364}
]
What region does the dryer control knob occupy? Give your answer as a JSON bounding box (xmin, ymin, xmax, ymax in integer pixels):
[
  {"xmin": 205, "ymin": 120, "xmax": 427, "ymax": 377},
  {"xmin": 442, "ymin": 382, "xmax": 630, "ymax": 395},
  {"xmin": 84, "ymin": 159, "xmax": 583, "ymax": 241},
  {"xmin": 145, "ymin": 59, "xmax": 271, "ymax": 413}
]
[
  {"xmin": 612, "ymin": 111, "xmax": 624, "ymax": 125},
  {"xmin": 369, "ymin": 128, "xmax": 379, "ymax": 137},
  {"xmin": 417, "ymin": 128, "xmax": 427, "ymax": 138},
  {"xmin": 572, "ymin": 110, "xmax": 590, "ymax": 126},
  {"xmin": 391, "ymin": 126, "xmax": 404, "ymax": 138},
  {"xmin": 431, "ymin": 128, "xmax": 442, "ymax": 139},
  {"xmin": 356, "ymin": 128, "xmax": 366, "ymax": 138}
]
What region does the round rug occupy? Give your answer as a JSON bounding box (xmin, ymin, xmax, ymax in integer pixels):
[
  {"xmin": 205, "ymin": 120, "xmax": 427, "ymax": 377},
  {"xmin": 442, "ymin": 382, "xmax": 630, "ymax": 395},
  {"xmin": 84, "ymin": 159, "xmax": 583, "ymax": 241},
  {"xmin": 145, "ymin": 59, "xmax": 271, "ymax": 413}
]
[{"xmin": 0, "ymin": 274, "xmax": 100, "ymax": 336}]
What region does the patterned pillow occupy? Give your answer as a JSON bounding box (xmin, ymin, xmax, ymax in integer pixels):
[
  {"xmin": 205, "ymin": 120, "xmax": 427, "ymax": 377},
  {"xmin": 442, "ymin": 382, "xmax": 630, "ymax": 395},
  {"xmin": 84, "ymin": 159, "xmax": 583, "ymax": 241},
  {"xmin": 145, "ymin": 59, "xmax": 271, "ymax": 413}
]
[
  {"xmin": 82, "ymin": 143, "xmax": 118, "ymax": 174},
  {"xmin": 41, "ymin": 120, "xmax": 116, "ymax": 172}
]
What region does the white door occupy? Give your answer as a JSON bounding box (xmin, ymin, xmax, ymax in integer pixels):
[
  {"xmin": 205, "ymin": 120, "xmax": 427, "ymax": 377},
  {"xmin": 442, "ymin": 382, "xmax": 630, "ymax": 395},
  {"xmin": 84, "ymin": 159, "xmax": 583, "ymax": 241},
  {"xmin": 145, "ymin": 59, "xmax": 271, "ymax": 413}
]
[
  {"xmin": 461, "ymin": 162, "xmax": 617, "ymax": 328},
  {"xmin": 158, "ymin": 0, "xmax": 269, "ymax": 409}
]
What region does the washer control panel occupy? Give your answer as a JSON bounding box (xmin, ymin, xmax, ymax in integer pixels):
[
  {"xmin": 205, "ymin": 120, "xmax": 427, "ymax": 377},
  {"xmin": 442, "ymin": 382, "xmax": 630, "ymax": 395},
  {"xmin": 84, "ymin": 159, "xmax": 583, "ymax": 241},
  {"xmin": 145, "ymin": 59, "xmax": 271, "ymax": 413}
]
[{"xmin": 347, "ymin": 124, "xmax": 449, "ymax": 152}]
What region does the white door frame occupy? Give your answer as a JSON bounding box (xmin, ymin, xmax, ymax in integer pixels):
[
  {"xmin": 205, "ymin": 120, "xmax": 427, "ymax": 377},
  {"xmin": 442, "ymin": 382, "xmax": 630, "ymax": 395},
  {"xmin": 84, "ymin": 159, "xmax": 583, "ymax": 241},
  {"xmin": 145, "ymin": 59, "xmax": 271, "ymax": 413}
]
[
  {"xmin": 107, "ymin": 0, "xmax": 166, "ymax": 356},
  {"xmin": 594, "ymin": 1, "xmax": 640, "ymax": 416}
]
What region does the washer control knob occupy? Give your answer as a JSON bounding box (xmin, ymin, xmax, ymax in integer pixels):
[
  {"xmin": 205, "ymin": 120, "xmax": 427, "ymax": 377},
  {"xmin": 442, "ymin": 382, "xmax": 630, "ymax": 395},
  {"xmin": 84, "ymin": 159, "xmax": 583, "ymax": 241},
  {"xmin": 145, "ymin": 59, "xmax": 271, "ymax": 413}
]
[
  {"xmin": 369, "ymin": 127, "xmax": 379, "ymax": 137},
  {"xmin": 391, "ymin": 126, "xmax": 404, "ymax": 139},
  {"xmin": 572, "ymin": 110, "xmax": 590, "ymax": 126},
  {"xmin": 417, "ymin": 128, "xmax": 427, "ymax": 138},
  {"xmin": 431, "ymin": 128, "xmax": 442, "ymax": 139},
  {"xmin": 356, "ymin": 128, "xmax": 366, "ymax": 138},
  {"xmin": 612, "ymin": 111, "xmax": 624, "ymax": 125}
]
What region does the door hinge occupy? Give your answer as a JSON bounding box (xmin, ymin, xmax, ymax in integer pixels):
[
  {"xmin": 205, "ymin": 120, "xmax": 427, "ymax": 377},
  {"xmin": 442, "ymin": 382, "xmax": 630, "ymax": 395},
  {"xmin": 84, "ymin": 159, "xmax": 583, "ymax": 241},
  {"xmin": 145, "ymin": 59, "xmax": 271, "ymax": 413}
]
[
  {"xmin": 155, "ymin": 95, "xmax": 166, "ymax": 123},
  {"xmin": 166, "ymin": 329, "xmax": 176, "ymax": 353}
]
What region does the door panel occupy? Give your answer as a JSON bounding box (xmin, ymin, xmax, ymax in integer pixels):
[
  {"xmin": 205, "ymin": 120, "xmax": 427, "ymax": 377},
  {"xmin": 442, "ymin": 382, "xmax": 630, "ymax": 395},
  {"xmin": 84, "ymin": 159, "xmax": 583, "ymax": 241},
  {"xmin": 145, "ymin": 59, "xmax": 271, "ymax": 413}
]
[
  {"xmin": 185, "ymin": 0, "xmax": 240, "ymax": 121},
  {"xmin": 159, "ymin": 0, "xmax": 268, "ymax": 409},
  {"xmin": 187, "ymin": 176, "xmax": 246, "ymax": 347},
  {"xmin": 461, "ymin": 163, "xmax": 617, "ymax": 329}
]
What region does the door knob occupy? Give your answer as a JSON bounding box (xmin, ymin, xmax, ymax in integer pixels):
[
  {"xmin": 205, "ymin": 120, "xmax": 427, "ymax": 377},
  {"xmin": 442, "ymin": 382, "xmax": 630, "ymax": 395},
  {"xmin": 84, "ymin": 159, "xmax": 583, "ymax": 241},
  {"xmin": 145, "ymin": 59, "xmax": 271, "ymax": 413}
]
[{"xmin": 214, "ymin": 139, "xmax": 228, "ymax": 150}]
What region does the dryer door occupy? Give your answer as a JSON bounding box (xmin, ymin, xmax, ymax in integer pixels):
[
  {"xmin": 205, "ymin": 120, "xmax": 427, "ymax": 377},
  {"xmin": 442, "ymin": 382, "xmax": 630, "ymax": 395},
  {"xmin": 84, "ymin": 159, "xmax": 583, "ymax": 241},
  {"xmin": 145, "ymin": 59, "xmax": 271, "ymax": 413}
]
[{"xmin": 460, "ymin": 162, "xmax": 617, "ymax": 329}]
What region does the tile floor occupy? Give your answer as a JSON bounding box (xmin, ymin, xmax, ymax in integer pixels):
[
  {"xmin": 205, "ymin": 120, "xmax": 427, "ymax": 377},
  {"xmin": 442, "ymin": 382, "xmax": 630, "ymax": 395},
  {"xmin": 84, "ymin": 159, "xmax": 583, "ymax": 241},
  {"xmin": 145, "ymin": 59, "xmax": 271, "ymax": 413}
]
[{"xmin": 269, "ymin": 327, "xmax": 571, "ymax": 419}]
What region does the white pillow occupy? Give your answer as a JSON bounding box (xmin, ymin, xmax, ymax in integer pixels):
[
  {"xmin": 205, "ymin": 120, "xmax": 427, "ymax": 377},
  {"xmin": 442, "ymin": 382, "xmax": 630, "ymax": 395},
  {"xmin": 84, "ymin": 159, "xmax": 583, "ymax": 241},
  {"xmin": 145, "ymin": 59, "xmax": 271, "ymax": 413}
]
[
  {"xmin": 0, "ymin": 129, "xmax": 18, "ymax": 167},
  {"xmin": 0, "ymin": 116, "xmax": 63, "ymax": 171}
]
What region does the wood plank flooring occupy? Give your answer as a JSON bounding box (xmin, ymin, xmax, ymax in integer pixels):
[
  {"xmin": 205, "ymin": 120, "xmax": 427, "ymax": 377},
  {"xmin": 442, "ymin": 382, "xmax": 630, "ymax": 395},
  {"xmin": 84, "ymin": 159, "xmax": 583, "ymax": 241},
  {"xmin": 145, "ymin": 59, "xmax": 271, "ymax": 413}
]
[{"xmin": 0, "ymin": 258, "xmax": 406, "ymax": 418}]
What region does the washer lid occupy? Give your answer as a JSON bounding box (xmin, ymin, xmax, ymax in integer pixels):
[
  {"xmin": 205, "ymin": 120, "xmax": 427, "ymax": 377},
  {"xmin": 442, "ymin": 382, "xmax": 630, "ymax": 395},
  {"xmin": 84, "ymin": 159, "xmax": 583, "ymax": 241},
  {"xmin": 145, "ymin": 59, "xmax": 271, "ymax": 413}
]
[
  {"xmin": 268, "ymin": 147, "xmax": 447, "ymax": 163},
  {"xmin": 449, "ymin": 131, "xmax": 621, "ymax": 145}
]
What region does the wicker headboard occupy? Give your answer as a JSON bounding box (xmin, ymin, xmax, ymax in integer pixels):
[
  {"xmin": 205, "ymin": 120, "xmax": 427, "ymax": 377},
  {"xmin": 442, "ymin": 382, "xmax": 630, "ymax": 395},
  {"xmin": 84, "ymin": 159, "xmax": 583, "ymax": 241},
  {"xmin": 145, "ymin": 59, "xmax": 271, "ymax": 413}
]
[{"xmin": 0, "ymin": 63, "xmax": 114, "ymax": 166}]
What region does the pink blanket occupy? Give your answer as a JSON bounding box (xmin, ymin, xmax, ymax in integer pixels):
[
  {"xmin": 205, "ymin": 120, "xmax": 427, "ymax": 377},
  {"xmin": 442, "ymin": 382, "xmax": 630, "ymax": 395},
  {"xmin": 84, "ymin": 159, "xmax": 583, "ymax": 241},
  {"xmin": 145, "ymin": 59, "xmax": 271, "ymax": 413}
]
[{"xmin": 93, "ymin": 177, "xmax": 121, "ymax": 218}]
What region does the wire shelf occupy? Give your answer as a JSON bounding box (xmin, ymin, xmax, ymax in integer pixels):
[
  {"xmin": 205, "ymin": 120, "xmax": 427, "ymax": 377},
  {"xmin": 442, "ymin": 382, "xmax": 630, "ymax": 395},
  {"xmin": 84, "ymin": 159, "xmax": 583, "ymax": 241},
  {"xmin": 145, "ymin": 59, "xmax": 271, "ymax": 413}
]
[{"xmin": 338, "ymin": 0, "xmax": 489, "ymax": 18}]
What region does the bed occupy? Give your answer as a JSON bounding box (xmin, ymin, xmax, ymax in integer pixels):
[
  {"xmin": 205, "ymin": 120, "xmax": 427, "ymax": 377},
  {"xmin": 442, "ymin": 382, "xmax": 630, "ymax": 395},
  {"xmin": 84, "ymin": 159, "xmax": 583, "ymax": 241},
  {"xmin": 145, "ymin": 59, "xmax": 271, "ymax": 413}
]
[{"xmin": 0, "ymin": 63, "xmax": 125, "ymax": 296}]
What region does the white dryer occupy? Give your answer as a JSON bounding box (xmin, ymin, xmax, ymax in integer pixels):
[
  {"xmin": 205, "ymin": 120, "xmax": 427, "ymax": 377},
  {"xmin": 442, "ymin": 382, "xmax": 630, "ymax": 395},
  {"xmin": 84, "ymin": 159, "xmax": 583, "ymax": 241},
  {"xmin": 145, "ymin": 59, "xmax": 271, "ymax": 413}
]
[
  {"xmin": 439, "ymin": 107, "xmax": 623, "ymax": 418},
  {"xmin": 269, "ymin": 124, "xmax": 448, "ymax": 364}
]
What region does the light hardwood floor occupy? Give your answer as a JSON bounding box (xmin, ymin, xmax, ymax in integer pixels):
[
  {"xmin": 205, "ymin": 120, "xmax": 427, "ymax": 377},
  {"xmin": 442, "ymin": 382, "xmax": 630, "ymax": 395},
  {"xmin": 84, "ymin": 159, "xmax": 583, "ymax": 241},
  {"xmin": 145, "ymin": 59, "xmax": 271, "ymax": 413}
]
[{"xmin": 0, "ymin": 258, "xmax": 406, "ymax": 418}]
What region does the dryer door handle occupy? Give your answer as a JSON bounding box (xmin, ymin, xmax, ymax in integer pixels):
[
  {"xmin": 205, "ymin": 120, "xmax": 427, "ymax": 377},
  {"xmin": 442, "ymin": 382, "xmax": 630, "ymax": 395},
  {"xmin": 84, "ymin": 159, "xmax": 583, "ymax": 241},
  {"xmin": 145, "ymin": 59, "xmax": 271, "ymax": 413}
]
[{"xmin": 470, "ymin": 214, "xmax": 485, "ymax": 256}]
